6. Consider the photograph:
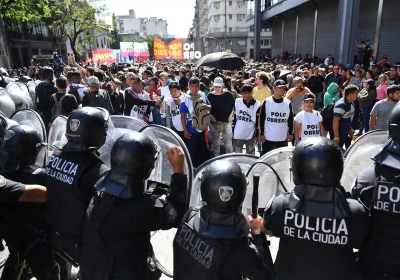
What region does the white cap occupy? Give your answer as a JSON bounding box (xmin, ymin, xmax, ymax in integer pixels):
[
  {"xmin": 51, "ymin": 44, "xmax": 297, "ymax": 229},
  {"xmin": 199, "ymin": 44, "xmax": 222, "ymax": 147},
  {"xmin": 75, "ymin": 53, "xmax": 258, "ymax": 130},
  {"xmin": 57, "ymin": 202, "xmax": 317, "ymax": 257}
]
[
  {"xmin": 214, "ymin": 77, "xmax": 223, "ymax": 87},
  {"xmin": 87, "ymin": 76, "xmax": 99, "ymax": 86}
]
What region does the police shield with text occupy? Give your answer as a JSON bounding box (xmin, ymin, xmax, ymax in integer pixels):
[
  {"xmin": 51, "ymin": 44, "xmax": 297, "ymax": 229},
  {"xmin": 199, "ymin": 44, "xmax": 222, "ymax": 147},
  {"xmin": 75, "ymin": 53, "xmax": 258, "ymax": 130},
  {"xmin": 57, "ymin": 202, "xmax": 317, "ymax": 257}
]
[
  {"xmin": 0, "ymin": 124, "xmax": 60, "ymax": 280},
  {"xmin": 80, "ymin": 131, "xmax": 188, "ymax": 280},
  {"xmin": 263, "ymin": 137, "xmax": 369, "ymax": 280},
  {"xmin": 45, "ymin": 107, "xmax": 109, "ymax": 279},
  {"xmin": 352, "ymin": 105, "xmax": 400, "ymax": 280},
  {"xmin": 174, "ymin": 160, "xmax": 273, "ymax": 280}
]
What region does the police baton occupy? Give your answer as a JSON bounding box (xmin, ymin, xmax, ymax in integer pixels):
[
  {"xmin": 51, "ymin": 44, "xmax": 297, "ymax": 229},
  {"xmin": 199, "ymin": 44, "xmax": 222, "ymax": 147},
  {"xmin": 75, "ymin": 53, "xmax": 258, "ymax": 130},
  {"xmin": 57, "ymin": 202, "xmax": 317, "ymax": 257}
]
[
  {"xmin": 27, "ymin": 224, "xmax": 79, "ymax": 268},
  {"xmin": 252, "ymin": 174, "xmax": 260, "ymax": 218}
]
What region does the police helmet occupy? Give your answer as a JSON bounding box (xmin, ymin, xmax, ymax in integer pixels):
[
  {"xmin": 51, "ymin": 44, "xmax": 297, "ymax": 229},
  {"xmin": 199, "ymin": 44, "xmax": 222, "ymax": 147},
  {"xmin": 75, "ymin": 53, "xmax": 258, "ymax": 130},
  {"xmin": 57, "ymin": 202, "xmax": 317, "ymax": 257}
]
[
  {"xmin": 38, "ymin": 66, "xmax": 54, "ymax": 80},
  {"xmin": 111, "ymin": 131, "xmax": 159, "ymax": 180},
  {"xmin": 388, "ymin": 104, "xmax": 400, "ymax": 139},
  {"xmin": 2, "ymin": 124, "xmax": 43, "ymax": 165},
  {"xmin": 292, "ymin": 137, "xmax": 343, "ymax": 186},
  {"xmin": 18, "ymin": 76, "xmax": 33, "ymax": 83},
  {"xmin": 0, "ymin": 68, "xmax": 8, "ymax": 77},
  {"xmin": 65, "ymin": 107, "xmax": 108, "ymax": 151},
  {"xmin": 200, "ymin": 160, "xmax": 247, "ymax": 213}
]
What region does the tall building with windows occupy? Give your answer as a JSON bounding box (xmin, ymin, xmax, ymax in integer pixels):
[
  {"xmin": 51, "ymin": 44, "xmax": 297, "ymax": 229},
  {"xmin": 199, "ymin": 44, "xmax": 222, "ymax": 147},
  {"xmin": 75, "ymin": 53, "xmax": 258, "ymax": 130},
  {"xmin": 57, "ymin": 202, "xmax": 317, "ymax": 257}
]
[
  {"xmin": 117, "ymin": 9, "xmax": 168, "ymax": 38},
  {"xmin": 192, "ymin": 0, "xmax": 272, "ymax": 58}
]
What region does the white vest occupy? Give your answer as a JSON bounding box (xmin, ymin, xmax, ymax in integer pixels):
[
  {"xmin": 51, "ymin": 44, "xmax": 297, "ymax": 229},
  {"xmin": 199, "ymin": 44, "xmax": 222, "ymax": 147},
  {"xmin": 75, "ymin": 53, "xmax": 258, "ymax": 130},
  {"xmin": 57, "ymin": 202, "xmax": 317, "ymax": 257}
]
[
  {"xmin": 167, "ymin": 96, "xmax": 184, "ymax": 131},
  {"xmin": 264, "ymin": 97, "xmax": 291, "ymax": 141},
  {"xmin": 130, "ymin": 91, "xmax": 150, "ymax": 119},
  {"xmin": 234, "ymin": 98, "xmax": 260, "ymax": 140}
]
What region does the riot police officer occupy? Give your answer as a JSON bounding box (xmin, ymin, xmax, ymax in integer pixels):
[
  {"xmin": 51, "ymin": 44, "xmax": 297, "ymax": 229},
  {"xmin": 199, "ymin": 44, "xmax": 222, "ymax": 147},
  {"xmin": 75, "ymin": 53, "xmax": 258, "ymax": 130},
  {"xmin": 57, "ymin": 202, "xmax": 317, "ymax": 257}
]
[
  {"xmin": 0, "ymin": 124, "xmax": 59, "ymax": 279},
  {"xmin": 45, "ymin": 107, "xmax": 109, "ymax": 278},
  {"xmin": 352, "ymin": 105, "xmax": 400, "ymax": 280},
  {"xmin": 173, "ymin": 160, "xmax": 274, "ymax": 280},
  {"xmin": 35, "ymin": 67, "xmax": 57, "ymax": 128},
  {"xmin": 80, "ymin": 131, "xmax": 188, "ymax": 280},
  {"xmin": 263, "ymin": 137, "xmax": 369, "ymax": 280}
]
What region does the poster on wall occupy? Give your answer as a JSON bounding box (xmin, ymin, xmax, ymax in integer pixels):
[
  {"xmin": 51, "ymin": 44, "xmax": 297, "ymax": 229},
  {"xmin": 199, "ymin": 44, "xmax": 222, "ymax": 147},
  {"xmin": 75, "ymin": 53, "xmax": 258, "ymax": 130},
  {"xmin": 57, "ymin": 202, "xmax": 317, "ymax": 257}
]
[
  {"xmin": 112, "ymin": 49, "xmax": 121, "ymax": 63},
  {"xmin": 92, "ymin": 49, "xmax": 114, "ymax": 64},
  {"xmin": 153, "ymin": 37, "xmax": 202, "ymax": 60}
]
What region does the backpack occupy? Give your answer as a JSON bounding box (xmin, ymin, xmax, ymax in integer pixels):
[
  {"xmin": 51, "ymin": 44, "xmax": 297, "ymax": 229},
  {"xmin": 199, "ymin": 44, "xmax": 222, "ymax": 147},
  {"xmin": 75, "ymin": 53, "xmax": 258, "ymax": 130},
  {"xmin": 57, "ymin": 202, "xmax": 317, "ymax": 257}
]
[
  {"xmin": 321, "ymin": 102, "xmax": 335, "ymax": 131},
  {"xmin": 68, "ymin": 84, "xmax": 85, "ymax": 104},
  {"xmin": 189, "ymin": 94, "xmax": 210, "ymax": 131},
  {"xmin": 51, "ymin": 94, "xmax": 67, "ymax": 118}
]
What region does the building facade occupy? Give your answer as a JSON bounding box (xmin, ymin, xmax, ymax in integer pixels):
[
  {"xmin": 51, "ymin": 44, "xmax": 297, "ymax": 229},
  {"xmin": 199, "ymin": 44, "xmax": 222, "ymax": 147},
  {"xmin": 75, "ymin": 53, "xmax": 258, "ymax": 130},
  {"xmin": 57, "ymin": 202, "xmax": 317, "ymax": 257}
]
[
  {"xmin": 117, "ymin": 10, "xmax": 168, "ymax": 38},
  {"xmin": 246, "ymin": 0, "xmax": 400, "ymax": 64}
]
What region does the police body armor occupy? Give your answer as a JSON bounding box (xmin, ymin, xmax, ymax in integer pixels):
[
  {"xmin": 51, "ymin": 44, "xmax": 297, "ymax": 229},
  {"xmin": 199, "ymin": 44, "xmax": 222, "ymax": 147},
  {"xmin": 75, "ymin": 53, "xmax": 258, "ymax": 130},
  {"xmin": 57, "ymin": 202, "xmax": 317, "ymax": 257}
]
[
  {"xmin": 45, "ymin": 149, "xmax": 103, "ymax": 261},
  {"xmin": 360, "ymin": 158, "xmax": 400, "ymax": 277},
  {"xmin": 173, "ymin": 207, "xmax": 249, "ymax": 280}
]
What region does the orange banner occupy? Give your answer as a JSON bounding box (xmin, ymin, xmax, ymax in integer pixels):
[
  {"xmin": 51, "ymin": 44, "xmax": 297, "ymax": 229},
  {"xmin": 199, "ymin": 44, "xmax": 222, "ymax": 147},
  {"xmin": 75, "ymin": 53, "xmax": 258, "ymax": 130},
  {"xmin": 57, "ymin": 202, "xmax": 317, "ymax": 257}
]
[
  {"xmin": 153, "ymin": 37, "xmax": 168, "ymax": 60},
  {"xmin": 167, "ymin": 39, "xmax": 183, "ymax": 60},
  {"xmin": 92, "ymin": 49, "xmax": 114, "ymax": 64},
  {"xmin": 153, "ymin": 38, "xmax": 183, "ymax": 60}
]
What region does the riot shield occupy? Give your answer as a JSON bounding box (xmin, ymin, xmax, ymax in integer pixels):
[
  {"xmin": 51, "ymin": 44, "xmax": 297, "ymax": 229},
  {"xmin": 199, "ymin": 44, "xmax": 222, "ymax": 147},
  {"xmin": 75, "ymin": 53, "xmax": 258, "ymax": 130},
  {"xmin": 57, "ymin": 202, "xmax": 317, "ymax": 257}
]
[
  {"xmin": 341, "ymin": 130, "xmax": 389, "ymax": 191},
  {"xmin": 5, "ymin": 82, "xmax": 33, "ymax": 110},
  {"xmin": 140, "ymin": 125, "xmax": 193, "ymax": 278},
  {"xmin": 0, "ymin": 88, "xmax": 16, "ymax": 117},
  {"xmin": 26, "ymin": 81, "xmax": 37, "ymax": 110},
  {"xmin": 10, "ymin": 109, "xmax": 47, "ymax": 167},
  {"xmin": 98, "ymin": 116, "xmax": 147, "ymax": 167},
  {"xmin": 47, "ymin": 115, "xmax": 68, "ymax": 158},
  {"xmin": 258, "ymin": 147, "xmax": 295, "ymax": 193}
]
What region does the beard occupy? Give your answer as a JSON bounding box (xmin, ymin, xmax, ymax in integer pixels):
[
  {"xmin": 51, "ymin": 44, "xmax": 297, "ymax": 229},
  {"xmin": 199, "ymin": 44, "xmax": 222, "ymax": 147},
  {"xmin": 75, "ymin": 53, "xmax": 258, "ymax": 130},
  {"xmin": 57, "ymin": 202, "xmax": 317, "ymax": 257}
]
[{"xmin": 391, "ymin": 97, "xmax": 399, "ymax": 103}]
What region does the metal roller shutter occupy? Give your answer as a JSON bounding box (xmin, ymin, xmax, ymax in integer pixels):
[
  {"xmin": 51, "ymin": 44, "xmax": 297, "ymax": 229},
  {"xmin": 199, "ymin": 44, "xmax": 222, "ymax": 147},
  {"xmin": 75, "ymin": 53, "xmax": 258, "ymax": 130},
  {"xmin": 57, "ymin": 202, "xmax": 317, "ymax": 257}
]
[
  {"xmin": 297, "ymin": 3, "xmax": 315, "ymax": 57},
  {"xmin": 315, "ymin": 0, "xmax": 339, "ymax": 59},
  {"xmin": 283, "ymin": 10, "xmax": 296, "ymax": 55},
  {"xmin": 271, "ymin": 19, "xmax": 282, "ymax": 57},
  {"xmin": 355, "ymin": 0, "xmax": 378, "ymax": 44},
  {"xmin": 377, "ymin": 0, "xmax": 400, "ymax": 64}
]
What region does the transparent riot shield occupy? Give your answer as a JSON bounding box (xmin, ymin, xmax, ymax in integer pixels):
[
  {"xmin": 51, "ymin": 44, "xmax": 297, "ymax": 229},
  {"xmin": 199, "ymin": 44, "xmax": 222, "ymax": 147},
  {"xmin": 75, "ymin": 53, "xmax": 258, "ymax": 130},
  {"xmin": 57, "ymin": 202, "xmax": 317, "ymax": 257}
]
[
  {"xmin": 141, "ymin": 125, "xmax": 194, "ymax": 279},
  {"xmin": 341, "ymin": 130, "xmax": 389, "ymax": 191},
  {"xmin": 26, "ymin": 81, "xmax": 37, "ymax": 110},
  {"xmin": 47, "ymin": 115, "xmax": 68, "ymax": 158},
  {"xmin": 258, "ymin": 147, "xmax": 295, "ymax": 193},
  {"xmin": 98, "ymin": 116, "xmax": 147, "ymax": 167},
  {"xmin": 0, "ymin": 88, "xmax": 16, "ymax": 117},
  {"xmin": 5, "ymin": 82, "xmax": 33, "ymax": 110},
  {"xmin": 10, "ymin": 109, "xmax": 47, "ymax": 167}
]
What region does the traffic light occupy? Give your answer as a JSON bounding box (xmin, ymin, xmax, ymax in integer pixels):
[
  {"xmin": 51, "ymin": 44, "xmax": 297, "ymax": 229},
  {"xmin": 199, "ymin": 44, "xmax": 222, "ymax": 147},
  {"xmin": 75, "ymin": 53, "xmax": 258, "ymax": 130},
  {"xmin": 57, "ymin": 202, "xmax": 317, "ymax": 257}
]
[{"xmin": 190, "ymin": 31, "xmax": 194, "ymax": 40}]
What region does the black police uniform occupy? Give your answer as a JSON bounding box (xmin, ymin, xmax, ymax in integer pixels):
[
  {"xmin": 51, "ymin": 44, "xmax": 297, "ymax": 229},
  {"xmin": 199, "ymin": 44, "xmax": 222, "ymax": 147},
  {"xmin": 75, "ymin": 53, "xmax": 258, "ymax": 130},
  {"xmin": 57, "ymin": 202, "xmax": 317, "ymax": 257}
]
[
  {"xmin": 263, "ymin": 137, "xmax": 369, "ymax": 280},
  {"xmin": 80, "ymin": 132, "xmax": 188, "ymax": 280},
  {"xmin": 0, "ymin": 125, "xmax": 59, "ymax": 280},
  {"xmin": 0, "ymin": 176, "xmax": 26, "ymax": 203},
  {"xmin": 174, "ymin": 207, "xmax": 273, "ymax": 280},
  {"xmin": 174, "ymin": 160, "xmax": 273, "ymax": 280}
]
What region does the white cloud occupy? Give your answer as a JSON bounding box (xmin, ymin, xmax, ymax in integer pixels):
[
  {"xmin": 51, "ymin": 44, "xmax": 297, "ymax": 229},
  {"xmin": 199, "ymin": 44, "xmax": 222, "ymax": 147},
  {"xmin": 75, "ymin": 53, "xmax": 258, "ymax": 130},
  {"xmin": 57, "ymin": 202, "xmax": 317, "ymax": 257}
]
[{"xmin": 103, "ymin": 0, "xmax": 195, "ymax": 38}]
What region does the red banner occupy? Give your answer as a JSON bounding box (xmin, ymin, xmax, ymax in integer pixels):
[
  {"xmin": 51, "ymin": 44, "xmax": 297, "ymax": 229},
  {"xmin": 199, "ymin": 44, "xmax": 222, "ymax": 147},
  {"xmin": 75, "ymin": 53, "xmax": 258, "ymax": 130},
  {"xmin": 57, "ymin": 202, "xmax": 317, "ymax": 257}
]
[{"xmin": 92, "ymin": 49, "xmax": 114, "ymax": 64}]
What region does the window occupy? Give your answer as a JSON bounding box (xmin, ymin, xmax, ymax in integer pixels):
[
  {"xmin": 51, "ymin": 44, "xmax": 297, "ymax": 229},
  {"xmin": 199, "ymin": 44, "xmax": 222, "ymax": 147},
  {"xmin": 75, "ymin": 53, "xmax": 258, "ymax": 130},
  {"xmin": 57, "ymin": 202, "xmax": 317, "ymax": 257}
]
[
  {"xmin": 250, "ymin": 26, "xmax": 255, "ymax": 32},
  {"xmin": 229, "ymin": 27, "xmax": 232, "ymax": 32},
  {"xmin": 229, "ymin": 14, "xmax": 232, "ymax": 20},
  {"xmin": 251, "ymin": 40, "xmax": 254, "ymax": 46},
  {"xmin": 237, "ymin": 14, "xmax": 245, "ymax": 21},
  {"xmin": 237, "ymin": 40, "xmax": 245, "ymax": 46},
  {"xmin": 229, "ymin": 40, "xmax": 233, "ymax": 45},
  {"xmin": 214, "ymin": 1, "xmax": 220, "ymax": 9},
  {"xmin": 229, "ymin": 1, "xmax": 232, "ymax": 5},
  {"xmin": 214, "ymin": 15, "xmax": 220, "ymax": 22},
  {"xmin": 237, "ymin": 1, "xmax": 244, "ymax": 8}
]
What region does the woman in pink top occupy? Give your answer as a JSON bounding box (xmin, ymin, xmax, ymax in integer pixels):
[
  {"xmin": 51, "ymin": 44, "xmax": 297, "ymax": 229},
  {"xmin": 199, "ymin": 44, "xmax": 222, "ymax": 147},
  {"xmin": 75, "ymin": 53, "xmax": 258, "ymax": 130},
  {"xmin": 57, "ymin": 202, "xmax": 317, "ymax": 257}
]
[{"xmin": 376, "ymin": 74, "xmax": 388, "ymax": 100}]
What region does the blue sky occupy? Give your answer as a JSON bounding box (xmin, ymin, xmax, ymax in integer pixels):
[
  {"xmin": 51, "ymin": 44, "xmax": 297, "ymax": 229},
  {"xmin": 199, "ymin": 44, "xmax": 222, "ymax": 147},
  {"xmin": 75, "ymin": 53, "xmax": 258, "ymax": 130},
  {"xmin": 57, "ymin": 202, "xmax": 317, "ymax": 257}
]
[{"xmin": 104, "ymin": 0, "xmax": 196, "ymax": 38}]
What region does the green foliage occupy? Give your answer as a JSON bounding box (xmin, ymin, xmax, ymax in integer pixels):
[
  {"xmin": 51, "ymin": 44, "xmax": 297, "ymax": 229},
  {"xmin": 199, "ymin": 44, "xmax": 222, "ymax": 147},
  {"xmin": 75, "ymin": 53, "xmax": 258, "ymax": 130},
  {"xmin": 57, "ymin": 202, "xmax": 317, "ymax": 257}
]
[
  {"xmin": 109, "ymin": 13, "xmax": 120, "ymax": 49},
  {"xmin": 45, "ymin": 0, "xmax": 109, "ymax": 57},
  {"xmin": 0, "ymin": 0, "xmax": 51, "ymax": 21}
]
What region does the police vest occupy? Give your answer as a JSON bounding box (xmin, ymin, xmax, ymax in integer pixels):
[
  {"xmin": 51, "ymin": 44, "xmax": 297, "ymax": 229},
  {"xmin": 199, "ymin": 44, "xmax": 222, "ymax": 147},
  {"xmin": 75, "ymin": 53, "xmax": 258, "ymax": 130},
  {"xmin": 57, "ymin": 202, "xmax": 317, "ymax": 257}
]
[
  {"xmin": 45, "ymin": 150, "xmax": 103, "ymax": 257},
  {"xmin": 173, "ymin": 210, "xmax": 223, "ymax": 280},
  {"xmin": 234, "ymin": 98, "xmax": 260, "ymax": 140},
  {"xmin": 270, "ymin": 194, "xmax": 364, "ymax": 280},
  {"xmin": 264, "ymin": 97, "xmax": 291, "ymax": 141},
  {"xmin": 367, "ymin": 165, "xmax": 400, "ymax": 277}
]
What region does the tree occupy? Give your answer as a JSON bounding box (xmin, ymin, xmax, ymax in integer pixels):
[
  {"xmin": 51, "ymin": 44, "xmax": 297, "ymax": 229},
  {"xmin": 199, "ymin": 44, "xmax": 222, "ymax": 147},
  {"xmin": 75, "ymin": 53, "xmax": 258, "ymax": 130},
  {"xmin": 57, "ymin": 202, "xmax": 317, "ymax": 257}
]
[
  {"xmin": 45, "ymin": 0, "xmax": 109, "ymax": 57},
  {"xmin": 0, "ymin": 0, "xmax": 50, "ymax": 21},
  {"xmin": 109, "ymin": 13, "xmax": 120, "ymax": 49}
]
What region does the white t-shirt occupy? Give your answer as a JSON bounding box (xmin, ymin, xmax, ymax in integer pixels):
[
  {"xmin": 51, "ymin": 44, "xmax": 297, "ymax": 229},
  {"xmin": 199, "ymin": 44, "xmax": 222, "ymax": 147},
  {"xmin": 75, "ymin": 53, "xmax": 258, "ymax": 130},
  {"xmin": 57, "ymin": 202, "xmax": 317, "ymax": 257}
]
[
  {"xmin": 66, "ymin": 83, "xmax": 87, "ymax": 101},
  {"xmin": 130, "ymin": 91, "xmax": 150, "ymax": 119},
  {"xmin": 160, "ymin": 85, "xmax": 170, "ymax": 99},
  {"xmin": 166, "ymin": 96, "xmax": 184, "ymax": 131},
  {"xmin": 294, "ymin": 110, "xmax": 323, "ymax": 139},
  {"xmin": 234, "ymin": 98, "xmax": 260, "ymax": 140}
]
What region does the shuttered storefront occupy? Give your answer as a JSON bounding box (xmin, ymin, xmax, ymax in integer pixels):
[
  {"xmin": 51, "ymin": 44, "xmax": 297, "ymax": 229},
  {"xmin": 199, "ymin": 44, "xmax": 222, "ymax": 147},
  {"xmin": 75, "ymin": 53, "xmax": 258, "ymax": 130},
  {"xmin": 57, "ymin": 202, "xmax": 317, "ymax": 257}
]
[
  {"xmin": 296, "ymin": 2, "xmax": 315, "ymax": 57},
  {"xmin": 315, "ymin": 0, "xmax": 339, "ymax": 60},
  {"xmin": 377, "ymin": 0, "xmax": 400, "ymax": 64},
  {"xmin": 282, "ymin": 10, "xmax": 297, "ymax": 55},
  {"xmin": 271, "ymin": 19, "xmax": 282, "ymax": 57}
]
